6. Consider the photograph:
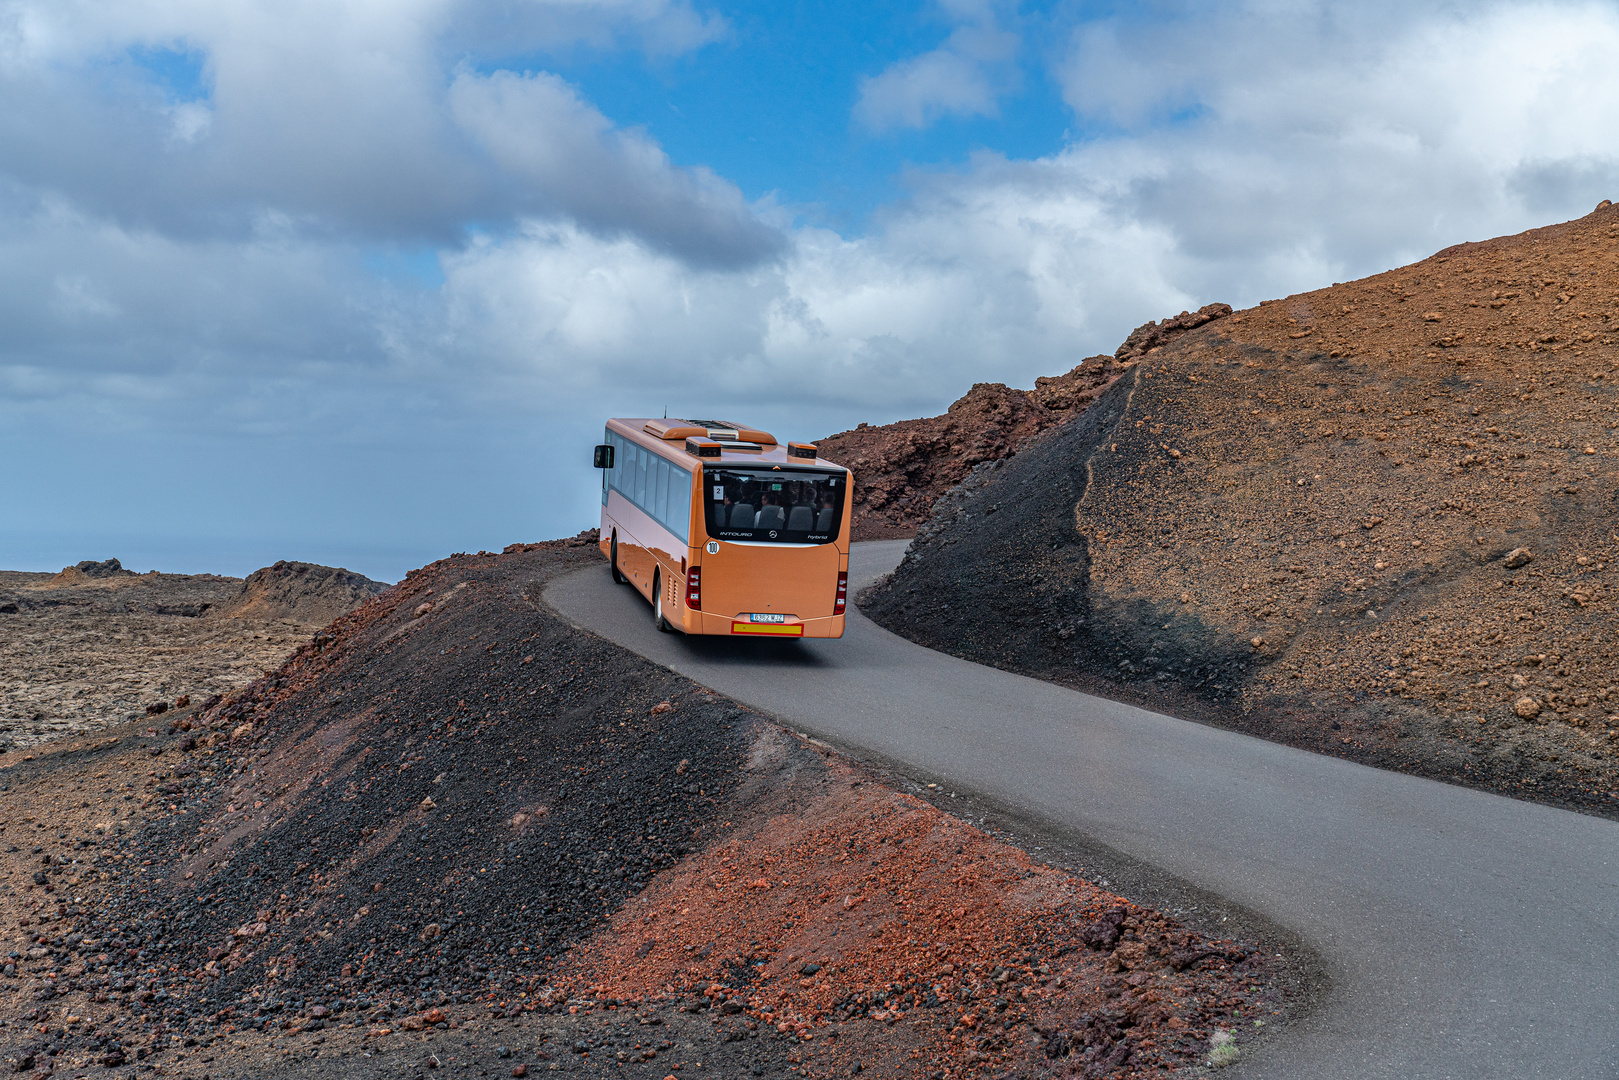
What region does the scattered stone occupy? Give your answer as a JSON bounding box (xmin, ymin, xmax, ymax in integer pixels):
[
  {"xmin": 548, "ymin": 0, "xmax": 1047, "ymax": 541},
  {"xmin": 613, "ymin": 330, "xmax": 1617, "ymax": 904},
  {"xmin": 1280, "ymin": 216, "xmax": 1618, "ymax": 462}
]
[
  {"xmin": 1514, "ymin": 698, "xmax": 1543, "ymax": 719},
  {"xmin": 1114, "ymin": 304, "xmax": 1234, "ymax": 363},
  {"xmin": 1504, "ymin": 547, "xmax": 1534, "ymax": 569},
  {"xmin": 1079, "ymin": 908, "xmax": 1127, "ymax": 951}
]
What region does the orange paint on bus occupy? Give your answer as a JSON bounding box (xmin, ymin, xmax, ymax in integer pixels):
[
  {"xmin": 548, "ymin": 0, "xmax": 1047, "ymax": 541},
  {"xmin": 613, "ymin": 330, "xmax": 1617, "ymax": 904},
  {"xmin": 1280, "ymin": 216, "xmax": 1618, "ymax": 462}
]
[{"xmin": 594, "ymin": 418, "xmax": 852, "ymax": 638}]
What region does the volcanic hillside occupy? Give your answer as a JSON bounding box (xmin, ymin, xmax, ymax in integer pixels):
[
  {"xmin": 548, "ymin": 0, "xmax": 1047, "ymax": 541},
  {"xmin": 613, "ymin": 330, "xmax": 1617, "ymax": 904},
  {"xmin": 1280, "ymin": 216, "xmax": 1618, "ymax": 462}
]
[
  {"xmin": 213, "ymin": 560, "xmax": 388, "ymax": 623},
  {"xmin": 865, "ymin": 202, "xmax": 1619, "ymax": 816},
  {"xmin": 0, "ymin": 535, "xmax": 1294, "ymax": 1078},
  {"xmin": 818, "ymin": 306, "xmax": 1232, "ymax": 539},
  {"xmin": 0, "ymin": 537, "xmax": 1289, "ymax": 1079}
]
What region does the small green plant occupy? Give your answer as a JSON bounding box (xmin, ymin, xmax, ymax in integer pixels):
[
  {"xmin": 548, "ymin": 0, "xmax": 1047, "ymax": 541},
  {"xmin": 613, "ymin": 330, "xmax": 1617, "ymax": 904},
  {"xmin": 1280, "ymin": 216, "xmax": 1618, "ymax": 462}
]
[{"xmin": 1208, "ymin": 1028, "xmax": 1240, "ymax": 1068}]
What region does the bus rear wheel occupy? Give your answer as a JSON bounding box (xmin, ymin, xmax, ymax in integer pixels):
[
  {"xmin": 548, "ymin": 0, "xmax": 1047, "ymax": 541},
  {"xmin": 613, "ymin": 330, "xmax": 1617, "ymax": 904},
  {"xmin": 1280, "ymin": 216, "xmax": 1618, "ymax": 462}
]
[
  {"xmin": 652, "ymin": 571, "xmax": 673, "ymax": 633},
  {"xmin": 610, "ymin": 534, "xmax": 627, "ymax": 584}
]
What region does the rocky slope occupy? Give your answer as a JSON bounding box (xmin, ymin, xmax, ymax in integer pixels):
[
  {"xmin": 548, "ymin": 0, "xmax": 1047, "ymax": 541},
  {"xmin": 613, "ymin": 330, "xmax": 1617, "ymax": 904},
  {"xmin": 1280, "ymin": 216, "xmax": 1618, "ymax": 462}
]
[
  {"xmin": 817, "ymin": 305, "xmax": 1232, "ymax": 539},
  {"xmin": 0, "ymin": 538, "xmax": 1289, "ymax": 1079},
  {"xmin": 213, "ymin": 561, "xmax": 387, "ymax": 624},
  {"xmin": 865, "ymin": 203, "xmax": 1619, "ymax": 817}
]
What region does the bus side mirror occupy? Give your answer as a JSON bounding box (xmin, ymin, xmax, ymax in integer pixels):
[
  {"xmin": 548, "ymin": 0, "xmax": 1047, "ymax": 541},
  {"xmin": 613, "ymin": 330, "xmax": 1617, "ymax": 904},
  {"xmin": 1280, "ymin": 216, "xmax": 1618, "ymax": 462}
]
[{"xmin": 593, "ymin": 444, "xmax": 614, "ymax": 469}]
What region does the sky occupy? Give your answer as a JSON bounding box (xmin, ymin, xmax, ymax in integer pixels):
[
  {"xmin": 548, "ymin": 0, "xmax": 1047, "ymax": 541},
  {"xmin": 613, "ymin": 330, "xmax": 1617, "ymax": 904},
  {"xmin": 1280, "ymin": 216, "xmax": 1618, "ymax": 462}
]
[{"xmin": 3, "ymin": 0, "xmax": 1618, "ymax": 582}]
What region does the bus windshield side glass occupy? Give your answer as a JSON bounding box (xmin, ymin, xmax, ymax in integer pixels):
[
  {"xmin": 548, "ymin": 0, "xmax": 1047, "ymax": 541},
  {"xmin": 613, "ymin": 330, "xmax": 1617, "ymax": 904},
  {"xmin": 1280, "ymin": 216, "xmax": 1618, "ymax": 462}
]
[{"xmin": 702, "ymin": 468, "xmax": 845, "ymax": 544}]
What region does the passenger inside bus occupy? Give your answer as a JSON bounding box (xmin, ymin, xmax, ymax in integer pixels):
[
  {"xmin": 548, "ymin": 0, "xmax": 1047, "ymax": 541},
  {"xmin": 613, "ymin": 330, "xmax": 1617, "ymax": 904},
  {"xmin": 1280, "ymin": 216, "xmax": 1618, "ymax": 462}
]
[
  {"xmin": 706, "ymin": 468, "xmax": 843, "ymax": 543},
  {"xmin": 756, "ymin": 493, "xmax": 786, "ymax": 532}
]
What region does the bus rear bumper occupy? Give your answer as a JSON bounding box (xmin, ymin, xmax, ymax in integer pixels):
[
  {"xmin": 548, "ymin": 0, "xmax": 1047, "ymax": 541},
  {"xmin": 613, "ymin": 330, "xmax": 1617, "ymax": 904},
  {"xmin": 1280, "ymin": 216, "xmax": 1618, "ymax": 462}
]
[{"xmin": 689, "ymin": 612, "xmax": 845, "ymax": 639}]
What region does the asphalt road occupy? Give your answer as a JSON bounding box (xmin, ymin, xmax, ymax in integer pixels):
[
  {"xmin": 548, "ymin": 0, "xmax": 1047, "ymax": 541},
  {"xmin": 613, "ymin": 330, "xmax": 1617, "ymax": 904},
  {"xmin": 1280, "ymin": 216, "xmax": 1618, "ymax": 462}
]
[{"xmin": 546, "ymin": 540, "xmax": 1619, "ymax": 1079}]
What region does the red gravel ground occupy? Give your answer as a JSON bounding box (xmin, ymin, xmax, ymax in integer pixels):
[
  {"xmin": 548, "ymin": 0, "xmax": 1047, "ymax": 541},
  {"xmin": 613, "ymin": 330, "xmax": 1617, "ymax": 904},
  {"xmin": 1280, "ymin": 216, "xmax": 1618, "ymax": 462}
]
[{"xmin": 555, "ymin": 730, "xmax": 1283, "ymax": 1078}]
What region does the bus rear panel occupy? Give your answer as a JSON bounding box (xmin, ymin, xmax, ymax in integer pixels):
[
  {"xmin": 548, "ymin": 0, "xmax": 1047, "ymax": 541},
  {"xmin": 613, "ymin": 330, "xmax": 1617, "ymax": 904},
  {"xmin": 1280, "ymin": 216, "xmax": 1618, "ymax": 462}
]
[{"xmin": 594, "ymin": 418, "xmax": 851, "ymax": 638}]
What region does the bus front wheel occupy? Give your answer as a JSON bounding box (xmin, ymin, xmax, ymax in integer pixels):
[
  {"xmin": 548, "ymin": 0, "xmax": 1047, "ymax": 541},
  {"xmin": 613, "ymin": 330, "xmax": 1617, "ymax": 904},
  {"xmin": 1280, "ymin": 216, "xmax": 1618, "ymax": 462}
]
[
  {"xmin": 652, "ymin": 571, "xmax": 673, "ymax": 633},
  {"xmin": 610, "ymin": 534, "xmax": 627, "ymax": 584}
]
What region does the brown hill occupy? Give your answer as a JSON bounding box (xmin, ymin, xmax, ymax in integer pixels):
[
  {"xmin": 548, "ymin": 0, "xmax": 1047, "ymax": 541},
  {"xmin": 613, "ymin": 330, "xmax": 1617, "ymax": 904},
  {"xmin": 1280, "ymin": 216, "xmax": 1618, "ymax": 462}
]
[
  {"xmin": 819, "ymin": 304, "xmax": 1232, "ymax": 538},
  {"xmin": 864, "ymin": 202, "xmax": 1619, "ymax": 816},
  {"xmin": 41, "ymin": 558, "xmax": 142, "ymax": 588},
  {"xmin": 7, "ymin": 540, "xmax": 1283, "ymax": 1078},
  {"xmin": 212, "ymin": 559, "xmax": 388, "ymax": 623}
]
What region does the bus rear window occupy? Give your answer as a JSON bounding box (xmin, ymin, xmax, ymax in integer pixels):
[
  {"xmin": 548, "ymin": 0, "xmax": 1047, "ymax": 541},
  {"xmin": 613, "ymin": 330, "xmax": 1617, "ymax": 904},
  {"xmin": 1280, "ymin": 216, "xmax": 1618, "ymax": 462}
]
[{"xmin": 703, "ymin": 468, "xmax": 845, "ymax": 544}]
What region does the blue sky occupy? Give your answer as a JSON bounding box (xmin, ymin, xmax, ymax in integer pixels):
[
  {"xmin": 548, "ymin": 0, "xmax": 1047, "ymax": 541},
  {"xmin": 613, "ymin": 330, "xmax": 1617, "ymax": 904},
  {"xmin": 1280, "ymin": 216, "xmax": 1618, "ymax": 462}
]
[
  {"xmin": 2, "ymin": 0, "xmax": 1617, "ymax": 581},
  {"xmin": 532, "ymin": 1, "xmax": 1076, "ymax": 227}
]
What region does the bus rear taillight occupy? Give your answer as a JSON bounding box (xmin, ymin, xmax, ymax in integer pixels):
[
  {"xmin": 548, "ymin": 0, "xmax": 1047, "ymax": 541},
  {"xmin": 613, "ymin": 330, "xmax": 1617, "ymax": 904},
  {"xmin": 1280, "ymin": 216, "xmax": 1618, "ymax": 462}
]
[
  {"xmin": 686, "ymin": 567, "xmax": 702, "ymax": 610},
  {"xmin": 833, "ymin": 571, "xmax": 847, "ymax": 616}
]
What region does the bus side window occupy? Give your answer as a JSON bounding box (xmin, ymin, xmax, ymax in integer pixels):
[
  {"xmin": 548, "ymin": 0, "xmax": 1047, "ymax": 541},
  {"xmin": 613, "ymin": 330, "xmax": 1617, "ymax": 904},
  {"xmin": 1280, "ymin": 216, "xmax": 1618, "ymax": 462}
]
[
  {"xmin": 668, "ymin": 465, "xmax": 691, "ymax": 543},
  {"xmin": 654, "ymin": 456, "xmax": 670, "ymax": 525}
]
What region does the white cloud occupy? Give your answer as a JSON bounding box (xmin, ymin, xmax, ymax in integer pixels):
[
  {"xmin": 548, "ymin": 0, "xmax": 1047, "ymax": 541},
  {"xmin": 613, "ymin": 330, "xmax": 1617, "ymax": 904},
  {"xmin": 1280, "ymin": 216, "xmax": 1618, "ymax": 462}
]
[
  {"xmin": 434, "ymin": 166, "xmax": 1185, "ymax": 429},
  {"xmin": 854, "ymin": 6, "xmax": 1019, "ymax": 132},
  {"xmin": 0, "ymin": 0, "xmax": 752, "ymax": 258},
  {"xmin": 5, "ymin": 0, "xmax": 1619, "ymax": 576},
  {"xmin": 448, "ymin": 70, "xmax": 781, "ymax": 267},
  {"xmin": 1048, "ymin": 1, "xmax": 1619, "ymax": 284},
  {"xmin": 431, "ymin": 0, "xmax": 1619, "ymax": 439},
  {"xmin": 165, "ymin": 100, "xmax": 212, "ymax": 144}
]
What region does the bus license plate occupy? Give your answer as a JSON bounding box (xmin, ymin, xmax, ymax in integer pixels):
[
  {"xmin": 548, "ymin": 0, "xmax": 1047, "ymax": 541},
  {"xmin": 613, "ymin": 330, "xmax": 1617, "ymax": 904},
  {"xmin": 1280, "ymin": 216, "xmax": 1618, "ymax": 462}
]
[{"xmin": 749, "ymin": 613, "xmax": 787, "ymax": 623}]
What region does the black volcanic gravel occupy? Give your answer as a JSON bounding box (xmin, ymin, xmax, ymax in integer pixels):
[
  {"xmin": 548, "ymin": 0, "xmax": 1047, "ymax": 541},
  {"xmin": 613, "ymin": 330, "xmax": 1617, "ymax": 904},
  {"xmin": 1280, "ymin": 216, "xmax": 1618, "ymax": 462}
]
[
  {"xmin": 80, "ymin": 537, "xmax": 766, "ymax": 1036},
  {"xmin": 864, "ymin": 371, "xmax": 1253, "ymax": 700}
]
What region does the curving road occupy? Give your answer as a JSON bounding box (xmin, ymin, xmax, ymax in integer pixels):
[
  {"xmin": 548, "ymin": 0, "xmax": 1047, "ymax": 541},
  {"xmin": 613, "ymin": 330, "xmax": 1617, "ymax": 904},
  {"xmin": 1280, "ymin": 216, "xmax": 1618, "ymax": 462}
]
[{"xmin": 546, "ymin": 541, "xmax": 1619, "ymax": 1079}]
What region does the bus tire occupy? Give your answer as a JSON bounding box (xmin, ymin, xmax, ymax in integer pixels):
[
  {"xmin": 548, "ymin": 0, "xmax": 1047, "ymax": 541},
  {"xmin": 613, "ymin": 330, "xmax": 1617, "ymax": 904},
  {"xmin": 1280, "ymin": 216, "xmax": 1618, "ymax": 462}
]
[
  {"xmin": 652, "ymin": 571, "xmax": 673, "ymax": 633},
  {"xmin": 610, "ymin": 534, "xmax": 627, "ymax": 584}
]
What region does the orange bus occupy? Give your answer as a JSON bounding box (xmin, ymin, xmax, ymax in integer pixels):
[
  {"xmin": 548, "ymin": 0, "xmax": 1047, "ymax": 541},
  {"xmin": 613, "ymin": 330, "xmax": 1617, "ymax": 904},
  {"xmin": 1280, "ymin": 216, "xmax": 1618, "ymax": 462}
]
[{"xmin": 592, "ymin": 418, "xmax": 851, "ymax": 638}]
